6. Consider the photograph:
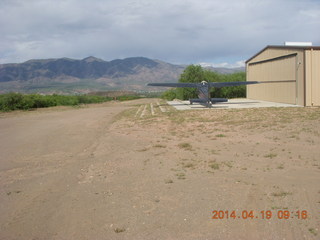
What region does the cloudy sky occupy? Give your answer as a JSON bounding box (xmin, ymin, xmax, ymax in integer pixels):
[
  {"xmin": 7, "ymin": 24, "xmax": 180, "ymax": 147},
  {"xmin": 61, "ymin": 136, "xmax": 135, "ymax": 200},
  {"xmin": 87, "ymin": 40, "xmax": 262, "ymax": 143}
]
[{"xmin": 0, "ymin": 0, "xmax": 319, "ymax": 67}]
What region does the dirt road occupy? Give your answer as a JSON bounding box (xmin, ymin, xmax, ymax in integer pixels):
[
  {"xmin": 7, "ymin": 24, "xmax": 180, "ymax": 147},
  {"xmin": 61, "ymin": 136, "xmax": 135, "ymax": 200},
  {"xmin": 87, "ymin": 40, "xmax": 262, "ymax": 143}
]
[{"xmin": 0, "ymin": 99, "xmax": 319, "ymax": 239}]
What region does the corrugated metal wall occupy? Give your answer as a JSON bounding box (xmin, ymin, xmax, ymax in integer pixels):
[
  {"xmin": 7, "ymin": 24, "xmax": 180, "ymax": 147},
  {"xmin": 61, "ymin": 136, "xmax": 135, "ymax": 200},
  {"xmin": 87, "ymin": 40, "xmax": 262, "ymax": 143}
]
[
  {"xmin": 305, "ymin": 49, "xmax": 320, "ymax": 106},
  {"xmin": 247, "ymin": 55, "xmax": 296, "ymax": 104},
  {"xmin": 247, "ymin": 47, "xmax": 305, "ymax": 105}
]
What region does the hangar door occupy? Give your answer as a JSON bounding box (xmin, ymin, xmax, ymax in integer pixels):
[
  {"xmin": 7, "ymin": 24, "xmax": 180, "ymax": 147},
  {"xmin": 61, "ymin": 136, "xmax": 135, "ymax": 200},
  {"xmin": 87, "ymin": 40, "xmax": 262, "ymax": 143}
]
[
  {"xmin": 306, "ymin": 50, "xmax": 320, "ymax": 106},
  {"xmin": 247, "ymin": 54, "xmax": 297, "ymax": 104}
]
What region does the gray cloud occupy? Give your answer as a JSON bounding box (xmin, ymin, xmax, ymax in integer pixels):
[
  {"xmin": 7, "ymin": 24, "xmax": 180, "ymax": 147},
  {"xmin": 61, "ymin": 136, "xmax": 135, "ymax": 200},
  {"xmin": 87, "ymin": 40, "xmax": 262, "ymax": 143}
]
[{"xmin": 1, "ymin": 0, "xmax": 319, "ymax": 66}]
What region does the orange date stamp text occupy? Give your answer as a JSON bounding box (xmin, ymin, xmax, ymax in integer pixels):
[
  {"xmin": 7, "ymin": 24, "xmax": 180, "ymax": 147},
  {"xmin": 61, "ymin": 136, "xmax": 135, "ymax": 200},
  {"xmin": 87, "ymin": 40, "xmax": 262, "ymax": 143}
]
[{"xmin": 211, "ymin": 210, "xmax": 308, "ymax": 220}]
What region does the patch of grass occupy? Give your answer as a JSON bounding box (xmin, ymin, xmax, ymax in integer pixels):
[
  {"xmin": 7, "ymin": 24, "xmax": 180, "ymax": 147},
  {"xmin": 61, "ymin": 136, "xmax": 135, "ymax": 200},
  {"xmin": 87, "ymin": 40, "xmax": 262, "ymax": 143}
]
[
  {"xmin": 289, "ymin": 134, "xmax": 300, "ymax": 140},
  {"xmin": 223, "ymin": 161, "xmax": 233, "ymax": 168},
  {"xmin": 210, "ymin": 150, "xmax": 220, "ymax": 155},
  {"xmin": 153, "ymin": 144, "xmax": 166, "ymax": 148},
  {"xmin": 264, "ymin": 153, "xmax": 277, "ymax": 159},
  {"xmin": 210, "ymin": 163, "xmax": 220, "ymax": 170},
  {"xmin": 164, "ymin": 179, "xmax": 173, "ymax": 184},
  {"xmin": 7, "ymin": 191, "xmax": 21, "ymax": 195},
  {"xmin": 271, "ymin": 191, "xmax": 292, "ymax": 197},
  {"xmin": 271, "ymin": 206, "xmax": 288, "ymax": 210},
  {"xmin": 143, "ymin": 159, "xmax": 150, "ymax": 166},
  {"xmin": 178, "ymin": 142, "xmax": 192, "ymax": 151},
  {"xmin": 117, "ymin": 95, "xmax": 141, "ymax": 101},
  {"xmin": 112, "ymin": 108, "xmax": 136, "ymax": 122},
  {"xmin": 215, "ymin": 134, "xmax": 226, "ymax": 137},
  {"xmin": 308, "ymin": 228, "xmax": 317, "ymax": 236},
  {"xmin": 167, "ymin": 112, "xmax": 185, "ymax": 124},
  {"xmin": 277, "ymin": 164, "xmax": 284, "ymax": 169},
  {"xmin": 271, "ymin": 206, "xmax": 281, "ymax": 210},
  {"xmin": 114, "ymin": 227, "xmax": 126, "ymax": 233},
  {"xmin": 176, "ymin": 172, "xmax": 186, "ymax": 180},
  {"xmin": 183, "ymin": 163, "xmax": 195, "ymax": 169},
  {"xmin": 137, "ymin": 148, "xmax": 148, "ymax": 152}
]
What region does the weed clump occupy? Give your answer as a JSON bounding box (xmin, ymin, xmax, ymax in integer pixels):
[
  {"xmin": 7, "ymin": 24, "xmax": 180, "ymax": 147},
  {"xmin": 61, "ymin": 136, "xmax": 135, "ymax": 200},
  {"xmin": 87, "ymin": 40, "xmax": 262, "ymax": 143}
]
[
  {"xmin": 264, "ymin": 153, "xmax": 277, "ymax": 159},
  {"xmin": 178, "ymin": 142, "xmax": 192, "ymax": 151},
  {"xmin": 114, "ymin": 227, "xmax": 126, "ymax": 233},
  {"xmin": 271, "ymin": 191, "xmax": 292, "ymax": 197},
  {"xmin": 210, "ymin": 163, "xmax": 220, "ymax": 170}
]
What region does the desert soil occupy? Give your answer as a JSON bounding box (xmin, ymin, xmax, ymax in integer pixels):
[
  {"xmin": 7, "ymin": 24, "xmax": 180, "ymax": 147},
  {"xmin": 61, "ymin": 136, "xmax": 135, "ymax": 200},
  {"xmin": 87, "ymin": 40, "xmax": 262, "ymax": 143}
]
[{"xmin": 0, "ymin": 99, "xmax": 319, "ymax": 240}]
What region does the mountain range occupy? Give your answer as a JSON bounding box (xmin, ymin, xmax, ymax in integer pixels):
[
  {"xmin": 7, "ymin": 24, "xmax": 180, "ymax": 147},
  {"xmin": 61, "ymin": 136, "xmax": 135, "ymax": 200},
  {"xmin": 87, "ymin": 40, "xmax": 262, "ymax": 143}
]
[{"xmin": 0, "ymin": 57, "xmax": 244, "ymax": 94}]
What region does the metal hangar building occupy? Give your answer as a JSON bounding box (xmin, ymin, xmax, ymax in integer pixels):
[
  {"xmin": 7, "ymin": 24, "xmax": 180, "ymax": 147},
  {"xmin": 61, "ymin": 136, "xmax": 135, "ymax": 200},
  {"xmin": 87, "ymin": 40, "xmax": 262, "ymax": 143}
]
[{"xmin": 246, "ymin": 44, "xmax": 320, "ymax": 106}]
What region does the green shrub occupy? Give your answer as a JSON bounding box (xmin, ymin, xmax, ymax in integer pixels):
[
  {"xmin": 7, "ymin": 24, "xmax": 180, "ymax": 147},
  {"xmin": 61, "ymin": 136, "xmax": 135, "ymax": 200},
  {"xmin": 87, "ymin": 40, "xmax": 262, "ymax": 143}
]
[
  {"xmin": 0, "ymin": 93, "xmax": 113, "ymax": 112},
  {"xmin": 116, "ymin": 95, "xmax": 140, "ymax": 101},
  {"xmin": 161, "ymin": 89, "xmax": 177, "ymax": 100},
  {"xmin": 0, "ymin": 93, "xmax": 25, "ymax": 111}
]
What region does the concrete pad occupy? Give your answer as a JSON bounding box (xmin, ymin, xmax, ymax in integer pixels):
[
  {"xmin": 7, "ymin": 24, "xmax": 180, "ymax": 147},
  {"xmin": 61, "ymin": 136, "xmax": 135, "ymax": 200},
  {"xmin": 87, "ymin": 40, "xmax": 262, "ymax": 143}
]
[{"xmin": 167, "ymin": 98, "xmax": 300, "ymax": 110}]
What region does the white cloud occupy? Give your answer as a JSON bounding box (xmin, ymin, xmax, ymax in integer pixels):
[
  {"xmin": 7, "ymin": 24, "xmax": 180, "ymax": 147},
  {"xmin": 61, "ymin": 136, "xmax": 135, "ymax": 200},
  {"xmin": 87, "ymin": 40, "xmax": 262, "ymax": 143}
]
[
  {"xmin": 0, "ymin": 0, "xmax": 319, "ymax": 64},
  {"xmin": 199, "ymin": 60, "xmax": 245, "ymax": 68}
]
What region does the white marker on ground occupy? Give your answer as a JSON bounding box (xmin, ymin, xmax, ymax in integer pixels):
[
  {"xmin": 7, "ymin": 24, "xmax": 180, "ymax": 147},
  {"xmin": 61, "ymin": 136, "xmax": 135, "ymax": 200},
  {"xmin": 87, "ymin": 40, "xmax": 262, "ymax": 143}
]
[
  {"xmin": 150, "ymin": 103, "xmax": 155, "ymax": 115},
  {"xmin": 135, "ymin": 105, "xmax": 143, "ymax": 117},
  {"xmin": 157, "ymin": 101, "xmax": 166, "ymax": 112},
  {"xmin": 140, "ymin": 105, "xmax": 147, "ymax": 118}
]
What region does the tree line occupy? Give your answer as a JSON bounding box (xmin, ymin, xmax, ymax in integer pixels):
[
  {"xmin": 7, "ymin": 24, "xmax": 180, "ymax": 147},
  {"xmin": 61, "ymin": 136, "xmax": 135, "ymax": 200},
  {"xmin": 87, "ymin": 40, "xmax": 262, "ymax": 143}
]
[
  {"xmin": 161, "ymin": 65, "xmax": 246, "ymax": 101},
  {"xmin": 0, "ymin": 93, "xmax": 140, "ymax": 112}
]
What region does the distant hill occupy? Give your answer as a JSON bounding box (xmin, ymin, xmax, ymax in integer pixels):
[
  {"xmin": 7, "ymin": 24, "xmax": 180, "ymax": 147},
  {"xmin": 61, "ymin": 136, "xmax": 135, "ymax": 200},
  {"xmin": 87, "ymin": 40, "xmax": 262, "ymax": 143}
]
[{"xmin": 0, "ymin": 57, "xmax": 244, "ymax": 94}]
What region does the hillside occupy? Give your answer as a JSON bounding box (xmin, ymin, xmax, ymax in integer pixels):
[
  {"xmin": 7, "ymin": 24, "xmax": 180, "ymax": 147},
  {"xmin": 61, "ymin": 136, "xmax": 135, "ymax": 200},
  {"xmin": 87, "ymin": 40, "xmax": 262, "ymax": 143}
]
[
  {"xmin": 0, "ymin": 57, "xmax": 244, "ymax": 94},
  {"xmin": 0, "ymin": 57, "xmax": 184, "ymax": 94}
]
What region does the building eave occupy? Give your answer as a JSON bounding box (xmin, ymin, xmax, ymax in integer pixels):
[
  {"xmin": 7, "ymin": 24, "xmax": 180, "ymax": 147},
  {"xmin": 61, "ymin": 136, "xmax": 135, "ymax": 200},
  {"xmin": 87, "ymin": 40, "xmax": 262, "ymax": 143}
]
[{"xmin": 245, "ymin": 45, "xmax": 320, "ymax": 64}]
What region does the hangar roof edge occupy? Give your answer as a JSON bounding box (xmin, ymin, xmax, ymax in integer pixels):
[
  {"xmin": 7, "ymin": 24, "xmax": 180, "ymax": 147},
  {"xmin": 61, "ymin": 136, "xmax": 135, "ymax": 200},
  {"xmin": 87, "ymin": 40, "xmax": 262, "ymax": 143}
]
[{"xmin": 245, "ymin": 45, "xmax": 320, "ymax": 64}]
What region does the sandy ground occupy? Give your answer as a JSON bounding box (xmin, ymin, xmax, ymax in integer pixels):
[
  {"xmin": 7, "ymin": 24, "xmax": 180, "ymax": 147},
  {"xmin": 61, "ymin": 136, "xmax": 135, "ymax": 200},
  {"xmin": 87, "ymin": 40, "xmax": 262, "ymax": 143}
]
[{"xmin": 0, "ymin": 99, "xmax": 319, "ymax": 240}]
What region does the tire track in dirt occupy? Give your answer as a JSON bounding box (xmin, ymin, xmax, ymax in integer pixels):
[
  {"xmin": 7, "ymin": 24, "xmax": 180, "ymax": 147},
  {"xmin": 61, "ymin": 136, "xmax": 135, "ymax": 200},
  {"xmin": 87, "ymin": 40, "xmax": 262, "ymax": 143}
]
[{"xmin": 134, "ymin": 101, "xmax": 172, "ymax": 118}]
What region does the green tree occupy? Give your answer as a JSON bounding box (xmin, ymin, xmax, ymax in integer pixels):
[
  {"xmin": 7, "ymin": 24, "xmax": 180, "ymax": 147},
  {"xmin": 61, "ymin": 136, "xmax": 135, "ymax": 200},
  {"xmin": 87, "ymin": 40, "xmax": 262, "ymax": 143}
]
[
  {"xmin": 176, "ymin": 65, "xmax": 204, "ymax": 100},
  {"xmin": 210, "ymin": 72, "xmax": 246, "ymax": 98},
  {"xmin": 161, "ymin": 65, "xmax": 247, "ymax": 101}
]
